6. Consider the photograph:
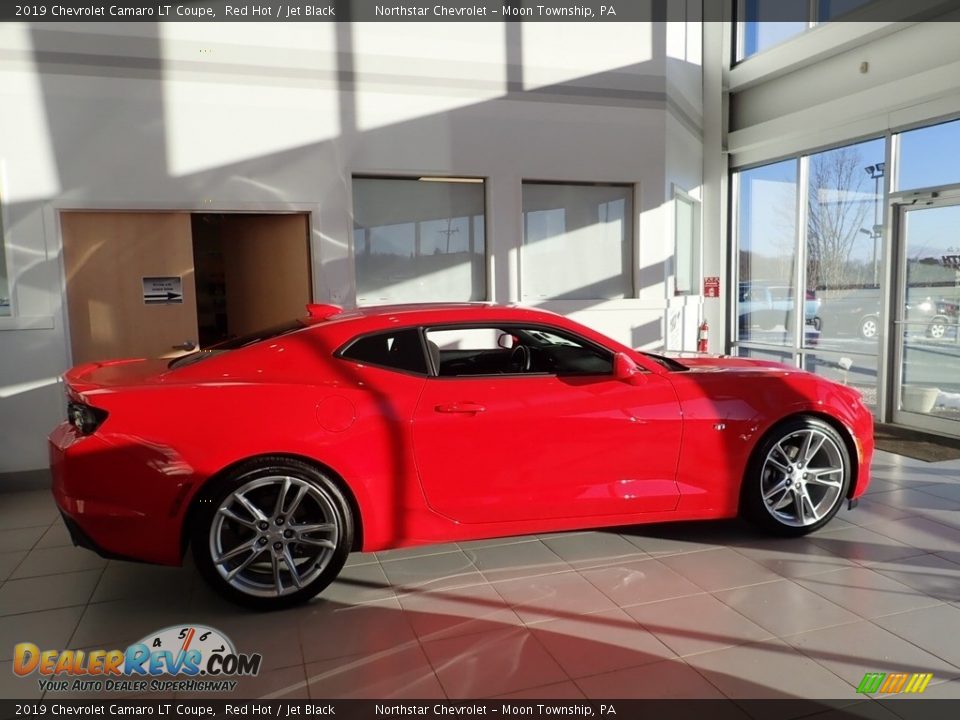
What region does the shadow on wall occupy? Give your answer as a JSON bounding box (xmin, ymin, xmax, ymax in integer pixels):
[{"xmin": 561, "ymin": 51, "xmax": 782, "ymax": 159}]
[
  {"xmin": 3, "ymin": 21, "xmax": 700, "ymax": 467},
  {"xmin": 12, "ymin": 16, "xmax": 695, "ymax": 301},
  {"xmin": 632, "ymin": 317, "xmax": 664, "ymax": 349}
]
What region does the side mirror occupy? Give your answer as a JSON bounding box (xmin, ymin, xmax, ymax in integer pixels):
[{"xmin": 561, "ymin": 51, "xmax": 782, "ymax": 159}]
[
  {"xmin": 614, "ymin": 352, "xmax": 644, "ymax": 384},
  {"xmin": 497, "ymin": 333, "xmax": 515, "ymax": 349}
]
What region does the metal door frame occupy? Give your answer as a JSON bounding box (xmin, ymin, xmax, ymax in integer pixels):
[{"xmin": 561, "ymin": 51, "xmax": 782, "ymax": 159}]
[{"xmin": 886, "ymin": 185, "xmax": 960, "ymax": 437}]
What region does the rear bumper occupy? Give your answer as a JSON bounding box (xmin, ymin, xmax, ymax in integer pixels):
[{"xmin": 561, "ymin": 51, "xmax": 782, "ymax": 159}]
[
  {"xmin": 49, "ymin": 423, "xmax": 188, "ymax": 566},
  {"xmin": 58, "ymin": 510, "xmax": 147, "ymax": 564}
]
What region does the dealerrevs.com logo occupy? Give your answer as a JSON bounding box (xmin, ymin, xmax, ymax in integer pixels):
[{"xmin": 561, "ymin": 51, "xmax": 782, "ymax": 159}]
[{"xmin": 12, "ymin": 625, "xmax": 262, "ymax": 694}]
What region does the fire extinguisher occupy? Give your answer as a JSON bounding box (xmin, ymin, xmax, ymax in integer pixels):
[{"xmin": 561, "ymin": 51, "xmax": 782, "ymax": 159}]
[{"xmin": 697, "ymin": 320, "xmax": 709, "ymax": 353}]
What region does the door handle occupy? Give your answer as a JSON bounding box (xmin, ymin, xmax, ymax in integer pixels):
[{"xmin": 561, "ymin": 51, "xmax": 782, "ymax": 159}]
[
  {"xmin": 435, "ymin": 402, "xmax": 486, "ymax": 414},
  {"xmin": 171, "ymin": 340, "xmax": 196, "ymax": 351}
]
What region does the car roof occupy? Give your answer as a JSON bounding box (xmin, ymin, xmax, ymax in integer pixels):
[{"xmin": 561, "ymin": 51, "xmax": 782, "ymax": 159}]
[
  {"xmin": 306, "ymin": 302, "xmax": 564, "ymax": 328},
  {"xmin": 297, "ymin": 302, "xmax": 633, "ymax": 353}
]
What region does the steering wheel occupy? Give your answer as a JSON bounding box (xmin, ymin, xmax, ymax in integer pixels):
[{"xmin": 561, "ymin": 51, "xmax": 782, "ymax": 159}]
[{"xmin": 508, "ymin": 344, "xmax": 531, "ymax": 373}]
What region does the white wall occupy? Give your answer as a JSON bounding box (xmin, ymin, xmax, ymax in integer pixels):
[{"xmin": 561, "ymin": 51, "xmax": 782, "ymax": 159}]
[{"xmin": 0, "ymin": 21, "xmax": 704, "ymax": 474}]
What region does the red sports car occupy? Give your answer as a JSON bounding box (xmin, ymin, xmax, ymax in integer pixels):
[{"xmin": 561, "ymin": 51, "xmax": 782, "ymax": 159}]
[{"xmin": 50, "ymin": 303, "xmax": 873, "ymax": 609}]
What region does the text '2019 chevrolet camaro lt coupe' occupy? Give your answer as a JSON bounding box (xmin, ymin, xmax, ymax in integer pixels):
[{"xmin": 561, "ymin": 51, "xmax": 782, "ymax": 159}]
[{"xmin": 50, "ymin": 303, "xmax": 873, "ymax": 609}]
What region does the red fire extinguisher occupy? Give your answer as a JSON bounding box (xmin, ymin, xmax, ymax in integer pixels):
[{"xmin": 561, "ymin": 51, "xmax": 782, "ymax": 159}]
[{"xmin": 697, "ymin": 320, "xmax": 709, "ymax": 353}]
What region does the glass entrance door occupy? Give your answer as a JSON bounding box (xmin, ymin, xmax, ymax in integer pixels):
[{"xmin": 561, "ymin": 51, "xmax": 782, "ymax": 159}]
[{"xmin": 891, "ymin": 200, "xmax": 960, "ymax": 434}]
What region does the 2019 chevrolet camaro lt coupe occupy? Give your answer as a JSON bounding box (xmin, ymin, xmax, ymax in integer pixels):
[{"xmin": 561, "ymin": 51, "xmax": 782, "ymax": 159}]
[{"xmin": 50, "ymin": 303, "xmax": 874, "ymax": 609}]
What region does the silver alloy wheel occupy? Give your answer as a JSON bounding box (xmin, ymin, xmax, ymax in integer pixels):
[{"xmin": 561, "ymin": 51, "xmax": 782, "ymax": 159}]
[
  {"xmin": 929, "ymin": 321, "xmax": 947, "ymax": 339},
  {"xmin": 861, "ymin": 318, "xmax": 878, "ymax": 339},
  {"xmin": 209, "ymin": 475, "xmax": 340, "ymax": 597},
  {"xmin": 760, "ymin": 429, "xmax": 845, "ymax": 528}
]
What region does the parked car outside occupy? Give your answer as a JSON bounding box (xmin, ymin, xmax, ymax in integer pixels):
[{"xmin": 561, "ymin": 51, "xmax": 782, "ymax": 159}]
[
  {"xmin": 739, "ymin": 282, "xmax": 822, "ymax": 333},
  {"xmin": 817, "ymin": 290, "xmax": 959, "ymax": 340}
]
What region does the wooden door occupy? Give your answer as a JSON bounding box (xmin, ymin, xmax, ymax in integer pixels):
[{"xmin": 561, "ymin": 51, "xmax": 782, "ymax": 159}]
[
  {"xmin": 61, "ymin": 212, "xmax": 199, "ymax": 365},
  {"xmin": 221, "ymin": 214, "xmax": 312, "ymax": 337}
]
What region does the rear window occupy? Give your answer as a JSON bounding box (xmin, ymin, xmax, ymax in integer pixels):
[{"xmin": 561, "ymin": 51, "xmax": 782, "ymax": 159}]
[
  {"xmin": 168, "ymin": 321, "xmax": 305, "ymax": 369},
  {"xmin": 339, "ymin": 329, "xmax": 428, "ymax": 375}
]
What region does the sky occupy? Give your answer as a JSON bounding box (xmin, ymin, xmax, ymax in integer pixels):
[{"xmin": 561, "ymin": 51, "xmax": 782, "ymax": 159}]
[{"xmin": 740, "ymin": 121, "xmax": 960, "ymax": 278}]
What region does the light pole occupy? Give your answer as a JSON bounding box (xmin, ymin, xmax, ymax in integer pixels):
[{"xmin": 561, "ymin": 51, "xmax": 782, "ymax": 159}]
[
  {"xmin": 864, "ymin": 163, "xmax": 885, "ymax": 286},
  {"xmin": 859, "ymin": 224, "xmax": 883, "ymax": 285}
]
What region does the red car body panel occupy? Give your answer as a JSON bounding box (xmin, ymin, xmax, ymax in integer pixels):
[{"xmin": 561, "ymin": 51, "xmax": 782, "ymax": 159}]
[{"xmin": 49, "ymin": 304, "xmax": 873, "ymax": 566}]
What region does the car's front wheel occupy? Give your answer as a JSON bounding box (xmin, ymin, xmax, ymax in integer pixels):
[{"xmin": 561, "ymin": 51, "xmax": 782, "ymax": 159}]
[
  {"xmin": 742, "ymin": 417, "xmax": 851, "ymax": 536},
  {"xmin": 192, "ymin": 457, "xmax": 353, "ymax": 610}
]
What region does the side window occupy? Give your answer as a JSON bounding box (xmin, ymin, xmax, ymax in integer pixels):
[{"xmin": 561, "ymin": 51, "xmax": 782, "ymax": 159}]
[
  {"xmin": 339, "ymin": 329, "xmax": 428, "ymax": 375},
  {"xmin": 424, "ymin": 325, "xmax": 612, "ymax": 377},
  {"xmin": 425, "ymin": 327, "xmax": 507, "ymax": 377},
  {"xmin": 525, "ymin": 328, "xmax": 613, "ymax": 376}
]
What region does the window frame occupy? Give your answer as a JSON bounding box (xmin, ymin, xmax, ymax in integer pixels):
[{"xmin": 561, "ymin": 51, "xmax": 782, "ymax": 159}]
[
  {"xmin": 350, "ymin": 174, "xmax": 489, "ymax": 306},
  {"xmin": 734, "ymin": 0, "xmax": 815, "ymax": 63},
  {"xmin": 422, "ymin": 321, "xmax": 617, "ymax": 380},
  {"xmin": 0, "ymin": 185, "xmax": 10, "ymax": 319},
  {"xmin": 334, "ymin": 327, "xmax": 432, "ymax": 378},
  {"xmin": 673, "ymin": 186, "xmax": 702, "ymax": 296},
  {"xmin": 519, "ymin": 180, "xmax": 636, "ymax": 302},
  {"xmin": 733, "ymin": 0, "xmax": 880, "ymax": 63},
  {"xmin": 730, "ymin": 135, "xmax": 891, "ymax": 391},
  {"xmin": 731, "ymin": 156, "xmax": 802, "ymax": 350}
]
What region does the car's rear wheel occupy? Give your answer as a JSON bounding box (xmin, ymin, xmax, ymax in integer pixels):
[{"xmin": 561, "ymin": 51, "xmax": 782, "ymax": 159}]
[
  {"xmin": 860, "ymin": 316, "xmax": 879, "ymax": 340},
  {"xmin": 742, "ymin": 417, "xmax": 851, "ymax": 537},
  {"xmin": 192, "ymin": 457, "xmax": 353, "ymax": 610},
  {"xmin": 928, "ymin": 317, "xmax": 948, "ymax": 339}
]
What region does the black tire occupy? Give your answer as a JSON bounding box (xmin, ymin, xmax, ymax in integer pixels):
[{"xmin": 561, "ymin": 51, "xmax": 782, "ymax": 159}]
[
  {"xmin": 741, "ymin": 416, "xmax": 851, "ymax": 537},
  {"xmin": 191, "ymin": 456, "xmax": 354, "ymax": 610}
]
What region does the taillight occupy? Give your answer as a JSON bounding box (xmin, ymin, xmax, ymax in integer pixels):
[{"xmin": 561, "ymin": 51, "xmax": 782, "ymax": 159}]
[{"xmin": 67, "ymin": 401, "xmax": 108, "ymax": 435}]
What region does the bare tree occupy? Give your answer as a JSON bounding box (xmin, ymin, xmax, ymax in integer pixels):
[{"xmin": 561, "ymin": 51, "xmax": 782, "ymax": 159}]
[{"xmin": 807, "ymin": 147, "xmax": 873, "ymax": 294}]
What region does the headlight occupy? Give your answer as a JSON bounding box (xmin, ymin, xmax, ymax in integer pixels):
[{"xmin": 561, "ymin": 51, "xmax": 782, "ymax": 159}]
[{"xmin": 67, "ymin": 401, "xmax": 108, "ymax": 435}]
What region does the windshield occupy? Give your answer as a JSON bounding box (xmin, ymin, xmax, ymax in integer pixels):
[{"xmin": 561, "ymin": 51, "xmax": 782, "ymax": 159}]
[
  {"xmin": 168, "ymin": 320, "xmax": 306, "ymax": 369},
  {"xmin": 641, "ymin": 352, "xmax": 689, "ymax": 372}
]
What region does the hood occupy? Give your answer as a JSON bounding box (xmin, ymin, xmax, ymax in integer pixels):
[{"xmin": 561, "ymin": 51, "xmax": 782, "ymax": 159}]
[
  {"xmin": 665, "ymin": 353, "xmax": 866, "ymax": 404},
  {"xmin": 665, "ymin": 353, "xmax": 795, "ymax": 373}
]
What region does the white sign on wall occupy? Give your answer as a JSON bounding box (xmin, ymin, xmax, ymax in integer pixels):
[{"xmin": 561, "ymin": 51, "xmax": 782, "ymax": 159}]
[{"xmin": 142, "ymin": 276, "xmax": 183, "ymax": 304}]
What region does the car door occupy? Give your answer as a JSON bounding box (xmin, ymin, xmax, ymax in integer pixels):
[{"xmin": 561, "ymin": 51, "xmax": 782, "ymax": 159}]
[{"xmin": 412, "ymin": 324, "xmax": 683, "ymax": 524}]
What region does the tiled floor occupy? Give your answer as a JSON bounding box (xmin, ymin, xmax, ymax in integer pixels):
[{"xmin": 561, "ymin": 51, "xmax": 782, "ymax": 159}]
[{"xmin": 2, "ymin": 449, "xmax": 960, "ymax": 708}]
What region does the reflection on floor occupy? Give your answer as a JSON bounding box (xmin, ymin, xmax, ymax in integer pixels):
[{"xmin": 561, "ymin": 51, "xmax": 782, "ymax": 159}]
[{"xmin": 2, "ymin": 449, "xmax": 960, "ymax": 708}]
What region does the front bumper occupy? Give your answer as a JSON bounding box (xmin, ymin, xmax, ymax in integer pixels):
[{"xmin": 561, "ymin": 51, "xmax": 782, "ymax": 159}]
[{"xmin": 848, "ymin": 412, "xmax": 875, "ymax": 500}]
